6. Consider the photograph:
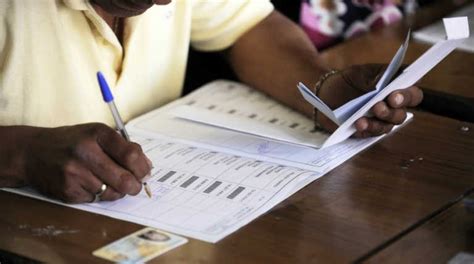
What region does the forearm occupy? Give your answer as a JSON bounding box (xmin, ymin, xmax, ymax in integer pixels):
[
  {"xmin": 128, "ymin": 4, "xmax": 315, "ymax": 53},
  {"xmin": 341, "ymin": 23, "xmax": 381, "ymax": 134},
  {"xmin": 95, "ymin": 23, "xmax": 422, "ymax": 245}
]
[
  {"xmin": 228, "ymin": 11, "xmax": 328, "ymax": 117},
  {"xmin": 0, "ymin": 126, "xmax": 38, "ymax": 187}
]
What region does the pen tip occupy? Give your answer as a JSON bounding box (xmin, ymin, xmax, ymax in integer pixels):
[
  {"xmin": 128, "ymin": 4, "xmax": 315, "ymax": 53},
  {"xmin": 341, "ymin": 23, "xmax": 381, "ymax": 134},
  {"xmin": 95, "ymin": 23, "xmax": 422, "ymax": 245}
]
[{"xmin": 144, "ymin": 183, "xmax": 152, "ymax": 198}]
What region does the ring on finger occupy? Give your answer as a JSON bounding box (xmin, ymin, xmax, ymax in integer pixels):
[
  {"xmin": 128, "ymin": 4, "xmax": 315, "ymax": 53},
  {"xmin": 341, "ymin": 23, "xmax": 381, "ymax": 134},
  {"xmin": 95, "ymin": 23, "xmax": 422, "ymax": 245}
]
[{"xmin": 92, "ymin": 183, "xmax": 107, "ymax": 203}]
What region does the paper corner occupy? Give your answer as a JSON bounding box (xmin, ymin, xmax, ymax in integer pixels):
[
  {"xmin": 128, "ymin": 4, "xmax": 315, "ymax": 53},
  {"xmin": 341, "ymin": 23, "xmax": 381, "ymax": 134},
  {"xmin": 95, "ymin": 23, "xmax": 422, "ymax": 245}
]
[{"xmin": 443, "ymin": 16, "xmax": 470, "ymax": 39}]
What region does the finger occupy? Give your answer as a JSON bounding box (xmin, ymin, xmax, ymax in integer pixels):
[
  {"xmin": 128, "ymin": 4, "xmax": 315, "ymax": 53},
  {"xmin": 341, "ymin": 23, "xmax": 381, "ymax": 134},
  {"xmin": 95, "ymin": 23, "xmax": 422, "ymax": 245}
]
[
  {"xmin": 55, "ymin": 160, "xmax": 99, "ymax": 203},
  {"xmin": 59, "ymin": 182, "xmax": 92, "ymax": 204},
  {"xmin": 82, "ymin": 186, "xmax": 96, "ymax": 204},
  {"xmin": 99, "ymin": 186, "xmax": 126, "ymax": 201},
  {"xmin": 355, "ymin": 117, "xmax": 394, "ymax": 136},
  {"xmin": 367, "ymin": 118, "xmax": 394, "ymax": 136},
  {"xmin": 96, "ymin": 128, "xmax": 151, "ymax": 180},
  {"xmin": 92, "ymin": 151, "xmax": 143, "ymax": 195},
  {"xmin": 78, "ymin": 142, "xmax": 143, "ymax": 195},
  {"xmin": 371, "ymin": 101, "xmax": 407, "ymax": 125},
  {"xmin": 79, "ymin": 169, "xmax": 124, "ymax": 201},
  {"xmin": 353, "ymin": 130, "xmax": 372, "ymax": 138},
  {"xmin": 387, "ymin": 86, "xmax": 423, "ymax": 108},
  {"xmin": 354, "ymin": 117, "xmax": 369, "ymax": 132}
]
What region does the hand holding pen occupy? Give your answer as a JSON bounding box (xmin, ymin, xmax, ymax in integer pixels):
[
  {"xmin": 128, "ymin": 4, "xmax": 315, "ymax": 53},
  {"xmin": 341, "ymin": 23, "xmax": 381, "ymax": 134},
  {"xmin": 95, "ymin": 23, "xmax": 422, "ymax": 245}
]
[
  {"xmin": 97, "ymin": 71, "xmax": 153, "ymax": 199},
  {"xmin": 21, "ymin": 122, "xmax": 152, "ymax": 204}
]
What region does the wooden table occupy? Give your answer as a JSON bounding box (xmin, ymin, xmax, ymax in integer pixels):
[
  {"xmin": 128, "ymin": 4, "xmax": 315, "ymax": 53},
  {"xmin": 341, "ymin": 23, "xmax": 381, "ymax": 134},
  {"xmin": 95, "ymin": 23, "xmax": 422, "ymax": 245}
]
[
  {"xmin": 2, "ymin": 1, "xmax": 474, "ymax": 263},
  {"xmin": 0, "ymin": 111, "xmax": 473, "ymax": 263},
  {"xmin": 366, "ymin": 191, "xmax": 474, "ymax": 263},
  {"xmin": 318, "ymin": 0, "xmax": 474, "ymax": 122}
]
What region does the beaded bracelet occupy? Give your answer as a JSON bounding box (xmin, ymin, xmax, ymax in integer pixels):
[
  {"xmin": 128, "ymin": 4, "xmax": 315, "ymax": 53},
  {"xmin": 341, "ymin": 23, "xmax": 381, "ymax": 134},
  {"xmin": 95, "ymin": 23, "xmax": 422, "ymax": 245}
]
[{"xmin": 312, "ymin": 69, "xmax": 340, "ymax": 131}]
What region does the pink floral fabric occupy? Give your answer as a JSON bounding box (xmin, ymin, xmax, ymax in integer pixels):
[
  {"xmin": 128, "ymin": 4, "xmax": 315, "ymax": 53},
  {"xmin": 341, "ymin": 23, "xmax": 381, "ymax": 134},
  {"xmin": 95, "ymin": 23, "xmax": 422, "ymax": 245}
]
[{"xmin": 300, "ymin": 0, "xmax": 403, "ymax": 49}]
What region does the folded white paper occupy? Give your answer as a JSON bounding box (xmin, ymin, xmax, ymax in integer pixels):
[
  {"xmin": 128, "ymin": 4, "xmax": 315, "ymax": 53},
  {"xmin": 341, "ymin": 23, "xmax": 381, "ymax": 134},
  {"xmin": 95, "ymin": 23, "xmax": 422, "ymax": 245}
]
[
  {"xmin": 298, "ymin": 30, "xmax": 411, "ymax": 126},
  {"xmin": 300, "ymin": 17, "xmax": 470, "ymax": 148}
]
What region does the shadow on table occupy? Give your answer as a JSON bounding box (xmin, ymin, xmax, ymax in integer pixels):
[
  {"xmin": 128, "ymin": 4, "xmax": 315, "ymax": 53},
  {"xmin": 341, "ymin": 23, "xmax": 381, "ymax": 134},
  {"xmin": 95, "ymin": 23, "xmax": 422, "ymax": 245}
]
[{"xmin": 419, "ymin": 88, "xmax": 474, "ymax": 123}]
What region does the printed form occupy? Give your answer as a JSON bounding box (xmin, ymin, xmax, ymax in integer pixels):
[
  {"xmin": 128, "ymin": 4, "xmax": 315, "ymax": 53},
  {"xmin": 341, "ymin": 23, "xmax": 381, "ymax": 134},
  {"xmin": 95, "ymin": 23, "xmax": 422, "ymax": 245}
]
[
  {"xmin": 6, "ymin": 136, "xmax": 324, "ymax": 243},
  {"xmin": 3, "ymin": 81, "xmax": 389, "ymax": 243},
  {"xmin": 128, "ymin": 81, "xmax": 388, "ymax": 173}
]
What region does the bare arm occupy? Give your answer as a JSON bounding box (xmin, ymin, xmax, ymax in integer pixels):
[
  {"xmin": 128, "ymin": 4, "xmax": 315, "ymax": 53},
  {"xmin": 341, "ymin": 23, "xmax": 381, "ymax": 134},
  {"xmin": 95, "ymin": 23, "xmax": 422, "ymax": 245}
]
[
  {"xmin": 227, "ymin": 11, "xmax": 322, "ymax": 118},
  {"xmin": 0, "ymin": 126, "xmax": 33, "ymax": 187}
]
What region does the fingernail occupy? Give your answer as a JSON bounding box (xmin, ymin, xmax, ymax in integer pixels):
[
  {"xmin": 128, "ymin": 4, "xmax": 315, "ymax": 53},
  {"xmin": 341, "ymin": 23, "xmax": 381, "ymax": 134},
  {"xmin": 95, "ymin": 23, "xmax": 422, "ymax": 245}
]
[
  {"xmin": 394, "ymin": 94, "xmax": 404, "ymax": 106},
  {"xmin": 143, "ymin": 173, "xmax": 152, "ymax": 182},
  {"xmin": 359, "ymin": 120, "xmax": 368, "ymax": 131}
]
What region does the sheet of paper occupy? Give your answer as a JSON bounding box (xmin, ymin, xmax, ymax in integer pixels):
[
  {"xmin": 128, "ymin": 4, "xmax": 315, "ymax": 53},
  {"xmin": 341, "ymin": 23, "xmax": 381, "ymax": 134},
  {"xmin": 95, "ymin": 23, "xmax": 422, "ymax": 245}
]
[
  {"xmin": 444, "ymin": 17, "xmax": 470, "ymax": 40},
  {"xmin": 169, "ymin": 81, "xmax": 411, "ymax": 152},
  {"xmin": 375, "ymin": 29, "xmax": 411, "ymax": 90},
  {"xmin": 172, "ymin": 105, "xmax": 328, "ymax": 148},
  {"xmin": 414, "ymin": 5, "xmax": 474, "ymax": 52},
  {"xmin": 297, "ymin": 83, "xmax": 342, "ymax": 125},
  {"xmin": 128, "ymin": 80, "xmax": 395, "ymax": 172},
  {"xmin": 3, "ymin": 136, "xmax": 324, "ymax": 243}
]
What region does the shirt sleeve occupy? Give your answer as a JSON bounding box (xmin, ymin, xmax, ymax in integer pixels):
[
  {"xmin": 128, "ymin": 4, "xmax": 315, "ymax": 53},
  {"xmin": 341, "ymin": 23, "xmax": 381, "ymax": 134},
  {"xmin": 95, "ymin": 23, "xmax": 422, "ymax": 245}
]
[
  {"xmin": 190, "ymin": 0, "xmax": 274, "ymax": 51},
  {"xmin": 0, "ymin": 2, "xmax": 9, "ymax": 70}
]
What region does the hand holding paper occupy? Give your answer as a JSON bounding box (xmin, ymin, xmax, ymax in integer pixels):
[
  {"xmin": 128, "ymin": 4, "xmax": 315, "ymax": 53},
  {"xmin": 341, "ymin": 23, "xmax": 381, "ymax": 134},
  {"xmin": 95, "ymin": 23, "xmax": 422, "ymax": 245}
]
[
  {"xmin": 298, "ymin": 30, "xmax": 411, "ymax": 126},
  {"xmin": 168, "ymin": 17, "xmax": 468, "ymax": 150},
  {"xmin": 299, "ymin": 17, "xmax": 470, "ymax": 148}
]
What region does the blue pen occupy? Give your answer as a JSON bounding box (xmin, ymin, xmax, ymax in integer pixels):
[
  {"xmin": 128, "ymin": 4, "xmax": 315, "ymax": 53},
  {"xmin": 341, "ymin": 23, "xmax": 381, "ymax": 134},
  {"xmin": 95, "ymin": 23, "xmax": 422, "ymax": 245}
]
[
  {"xmin": 97, "ymin": 71, "xmax": 152, "ymax": 198},
  {"xmin": 97, "ymin": 71, "xmax": 130, "ymax": 141}
]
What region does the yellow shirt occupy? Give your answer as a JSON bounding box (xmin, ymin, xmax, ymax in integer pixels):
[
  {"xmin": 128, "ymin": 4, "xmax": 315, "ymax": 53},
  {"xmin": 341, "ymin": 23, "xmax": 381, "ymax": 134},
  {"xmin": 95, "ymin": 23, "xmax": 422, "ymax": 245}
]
[{"xmin": 0, "ymin": 0, "xmax": 273, "ymax": 127}]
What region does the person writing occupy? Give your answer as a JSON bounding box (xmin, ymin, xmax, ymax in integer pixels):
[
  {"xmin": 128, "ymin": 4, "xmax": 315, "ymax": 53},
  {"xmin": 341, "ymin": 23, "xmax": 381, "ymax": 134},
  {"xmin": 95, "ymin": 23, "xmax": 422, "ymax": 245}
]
[{"xmin": 0, "ymin": 0, "xmax": 422, "ymax": 203}]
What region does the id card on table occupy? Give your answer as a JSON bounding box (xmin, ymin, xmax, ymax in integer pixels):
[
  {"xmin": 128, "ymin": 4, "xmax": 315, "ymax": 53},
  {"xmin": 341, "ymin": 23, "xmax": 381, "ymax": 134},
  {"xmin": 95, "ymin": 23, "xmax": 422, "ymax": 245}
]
[{"xmin": 93, "ymin": 227, "xmax": 187, "ymax": 263}]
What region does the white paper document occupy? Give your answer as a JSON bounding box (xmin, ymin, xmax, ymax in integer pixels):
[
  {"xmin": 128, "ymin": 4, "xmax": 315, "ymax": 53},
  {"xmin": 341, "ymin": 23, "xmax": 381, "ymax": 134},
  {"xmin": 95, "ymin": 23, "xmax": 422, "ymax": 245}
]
[
  {"xmin": 142, "ymin": 81, "xmax": 400, "ymax": 162},
  {"xmin": 2, "ymin": 80, "xmax": 408, "ymax": 243},
  {"xmin": 414, "ymin": 5, "xmax": 474, "ymax": 52},
  {"xmin": 443, "ymin": 17, "xmax": 470, "ymax": 40},
  {"xmin": 6, "ymin": 138, "xmax": 323, "ymax": 243}
]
